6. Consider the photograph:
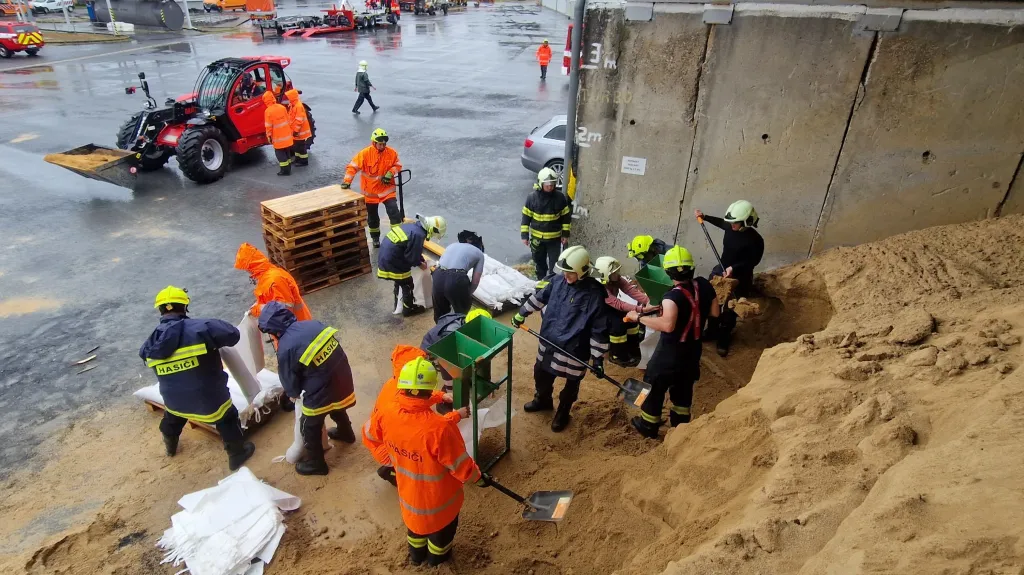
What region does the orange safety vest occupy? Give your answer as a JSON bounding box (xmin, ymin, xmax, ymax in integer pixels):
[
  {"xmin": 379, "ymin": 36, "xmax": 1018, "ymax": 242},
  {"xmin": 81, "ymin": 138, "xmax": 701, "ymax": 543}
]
[
  {"xmin": 234, "ymin": 243, "xmax": 312, "ymax": 322},
  {"xmin": 263, "ymin": 92, "xmax": 294, "ymax": 150},
  {"xmin": 363, "ymin": 345, "xmax": 462, "ymax": 464},
  {"xmin": 344, "ymin": 144, "xmax": 402, "ymax": 204},
  {"xmin": 536, "ymin": 44, "xmax": 552, "ymax": 65},
  {"xmin": 364, "ymin": 392, "xmax": 481, "ymax": 534},
  {"xmin": 285, "ymin": 89, "xmax": 312, "ymax": 141}
]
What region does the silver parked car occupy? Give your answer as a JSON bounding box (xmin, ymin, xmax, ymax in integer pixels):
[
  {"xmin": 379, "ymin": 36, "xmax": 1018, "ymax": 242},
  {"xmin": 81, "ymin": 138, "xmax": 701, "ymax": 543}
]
[{"xmin": 521, "ymin": 114, "xmax": 566, "ymax": 177}]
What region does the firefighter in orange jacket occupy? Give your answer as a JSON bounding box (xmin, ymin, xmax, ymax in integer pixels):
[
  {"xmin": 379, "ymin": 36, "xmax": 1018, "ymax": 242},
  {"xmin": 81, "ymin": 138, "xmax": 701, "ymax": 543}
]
[
  {"xmin": 285, "ymin": 89, "xmax": 312, "ymax": 167},
  {"xmin": 363, "ymin": 345, "xmax": 468, "ymax": 487},
  {"xmin": 363, "ymin": 358, "xmax": 486, "ymax": 567},
  {"xmin": 342, "ymin": 128, "xmax": 403, "ymax": 248},
  {"xmin": 536, "ymin": 39, "xmax": 552, "ymax": 80},
  {"xmin": 234, "ymin": 243, "xmax": 312, "ymax": 324},
  {"xmin": 263, "ymin": 91, "xmax": 294, "ymax": 176}
]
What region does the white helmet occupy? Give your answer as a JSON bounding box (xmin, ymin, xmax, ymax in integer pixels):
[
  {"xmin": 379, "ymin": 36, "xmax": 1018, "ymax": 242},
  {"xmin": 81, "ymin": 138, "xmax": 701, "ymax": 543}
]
[
  {"xmin": 723, "ymin": 200, "xmax": 759, "ymax": 227},
  {"xmin": 417, "ymin": 214, "xmax": 447, "ymax": 239},
  {"xmin": 359, "ymin": 60, "xmax": 368, "ymax": 70},
  {"xmin": 555, "ymin": 245, "xmax": 591, "ymax": 276},
  {"xmin": 593, "ymin": 256, "xmax": 621, "ymax": 284},
  {"xmin": 535, "ymin": 167, "xmax": 559, "ymax": 190}
]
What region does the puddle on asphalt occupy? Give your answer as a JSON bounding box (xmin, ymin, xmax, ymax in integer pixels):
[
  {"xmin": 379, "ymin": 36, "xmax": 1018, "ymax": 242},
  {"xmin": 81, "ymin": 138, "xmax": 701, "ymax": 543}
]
[{"xmin": 0, "ymin": 297, "xmax": 64, "ymax": 318}]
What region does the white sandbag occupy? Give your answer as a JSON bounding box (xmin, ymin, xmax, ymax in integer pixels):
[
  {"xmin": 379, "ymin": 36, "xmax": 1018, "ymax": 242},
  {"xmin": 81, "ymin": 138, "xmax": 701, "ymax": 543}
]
[
  {"xmin": 272, "ymin": 396, "xmax": 329, "ymax": 464},
  {"xmin": 457, "ymin": 401, "xmax": 514, "ymax": 453},
  {"xmin": 393, "ymin": 263, "xmax": 435, "ymax": 315},
  {"xmin": 469, "ymin": 254, "xmax": 536, "ymax": 311},
  {"xmin": 234, "ymin": 313, "xmax": 266, "ymax": 375},
  {"xmin": 222, "ymin": 347, "xmax": 262, "ymax": 405}
]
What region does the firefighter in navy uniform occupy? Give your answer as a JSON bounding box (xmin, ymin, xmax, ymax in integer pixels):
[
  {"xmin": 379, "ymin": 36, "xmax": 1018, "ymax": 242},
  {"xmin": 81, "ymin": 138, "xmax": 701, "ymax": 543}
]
[
  {"xmin": 258, "ymin": 301, "xmax": 357, "ymax": 476},
  {"xmin": 512, "ymin": 246, "xmax": 611, "ymax": 432},
  {"xmin": 139, "ymin": 286, "xmax": 256, "ymax": 470},
  {"xmin": 626, "ymin": 247, "xmax": 720, "ymax": 439},
  {"xmin": 521, "ymin": 168, "xmax": 571, "ymax": 279},
  {"xmin": 377, "ymin": 214, "xmax": 447, "ymax": 317}
]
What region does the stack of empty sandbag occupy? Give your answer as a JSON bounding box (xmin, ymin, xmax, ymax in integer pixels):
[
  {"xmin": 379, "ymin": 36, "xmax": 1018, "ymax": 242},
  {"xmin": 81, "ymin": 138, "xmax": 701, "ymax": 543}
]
[{"xmin": 135, "ymin": 312, "xmax": 284, "ymax": 433}]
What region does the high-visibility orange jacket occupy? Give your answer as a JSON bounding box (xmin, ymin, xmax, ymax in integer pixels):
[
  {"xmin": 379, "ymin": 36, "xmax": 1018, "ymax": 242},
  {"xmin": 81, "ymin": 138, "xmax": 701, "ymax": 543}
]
[
  {"xmin": 263, "ymin": 92, "xmax": 294, "ymax": 150},
  {"xmin": 344, "ymin": 144, "xmax": 402, "ymax": 205},
  {"xmin": 285, "ymin": 89, "xmax": 312, "ymax": 141},
  {"xmin": 363, "ymin": 391, "xmax": 480, "ymax": 534},
  {"xmin": 363, "ymin": 345, "xmax": 463, "ymax": 464},
  {"xmin": 536, "ymin": 44, "xmax": 552, "ymax": 65},
  {"xmin": 234, "ymin": 242, "xmax": 312, "ymax": 322}
]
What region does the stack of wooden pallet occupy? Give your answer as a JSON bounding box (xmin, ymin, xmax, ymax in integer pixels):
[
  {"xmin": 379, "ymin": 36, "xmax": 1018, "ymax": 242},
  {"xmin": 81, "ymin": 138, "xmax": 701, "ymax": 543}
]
[{"xmin": 261, "ymin": 185, "xmax": 371, "ymax": 294}]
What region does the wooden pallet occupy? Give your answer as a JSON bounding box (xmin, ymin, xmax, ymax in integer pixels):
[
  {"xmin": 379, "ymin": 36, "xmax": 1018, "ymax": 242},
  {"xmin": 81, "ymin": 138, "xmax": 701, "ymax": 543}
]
[
  {"xmin": 260, "ymin": 185, "xmax": 365, "ymax": 228},
  {"xmin": 261, "ymin": 204, "xmax": 367, "ymax": 239},
  {"xmin": 264, "ymin": 228, "xmax": 369, "ymax": 264},
  {"xmin": 289, "ymin": 249, "xmax": 371, "ymax": 281},
  {"xmin": 145, "ymin": 400, "xmax": 220, "ymax": 437},
  {"xmin": 271, "ymin": 244, "xmax": 371, "ymax": 275},
  {"xmin": 262, "ymin": 220, "xmax": 367, "ymax": 251},
  {"xmin": 297, "ymin": 263, "xmax": 373, "ymax": 294},
  {"xmin": 144, "ymin": 399, "xmax": 280, "ymax": 438}
]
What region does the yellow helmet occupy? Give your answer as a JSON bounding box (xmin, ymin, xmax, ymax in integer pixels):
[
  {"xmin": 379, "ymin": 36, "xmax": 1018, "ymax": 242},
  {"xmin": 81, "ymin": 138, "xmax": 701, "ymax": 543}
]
[
  {"xmin": 662, "ymin": 246, "xmax": 694, "ymax": 271},
  {"xmin": 371, "ymin": 128, "xmax": 389, "ymax": 143},
  {"xmin": 154, "ymin": 286, "xmax": 190, "ymax": 310},
  {"xmin": 627, "ymin": 235, "xmax": 655, "ymax": 259},
  {"xmin": 466, "ymin": 308, "xmax": 492, "ymax": 322},
  {"xmin": 398, "ymin": 357, "xmax": 438, "ymax": 391}
]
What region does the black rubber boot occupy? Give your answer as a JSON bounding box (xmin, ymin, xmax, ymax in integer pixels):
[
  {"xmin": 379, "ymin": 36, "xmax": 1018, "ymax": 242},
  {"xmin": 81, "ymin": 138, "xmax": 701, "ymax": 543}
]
[
  {"xmin": 372, "ymin": 237, "xmax": 381, "ymax": 248},
  {"xmin": 669, "ymin": 411, "xmax": 691, "ymax": 427},
  {"xmin": 377, "ymin": 465, "xmax": 398, "ymax": 487},
  {"xmin": 609, "ymin": 353, "xmax": 640, "ymax": 368},
  {"xmin": 631, "ymin": 416, "xmax": 661, "ymax": 439},
  {"xmin": 280, "ymin": 396, "xmax": 295, "ymax": 412},
  {"xmin": 402, "ymin": 300, "xmax": 427, "ymax": 317},
  {"xmin": 163, "ymin": 434, "xmax": 178, "ymax": 457},
  {"xmin": 296, "ymin": 455, "xmax": 329, "ymax": 476},
  {"xmin": 327, "ymin": 411, "xmax": 356, "ymax": 444},
  {"xmin": 524, "ymin": 395, "xmax": 554, "ymax": 413},
  {"xmin": 295, "ymin": 157, "xmax": 309, "ymax": 166},
  {"xmin": 550, "ymin": 402, "xmax": 572, "ymax": 432},
  {"xmin": 277, "ymin": 165, "xmax": 291, "ymax": 176},
  {"xmin": 226, "ymin": 441, "xmax": 256, "ymax": 471}
]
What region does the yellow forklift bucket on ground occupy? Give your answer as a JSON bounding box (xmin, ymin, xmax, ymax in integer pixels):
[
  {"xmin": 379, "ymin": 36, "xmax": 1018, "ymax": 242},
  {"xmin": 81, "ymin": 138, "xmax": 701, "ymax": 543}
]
[{"xmin": 44, "ymin": 144, "xmax": 138, "ymax": 190}]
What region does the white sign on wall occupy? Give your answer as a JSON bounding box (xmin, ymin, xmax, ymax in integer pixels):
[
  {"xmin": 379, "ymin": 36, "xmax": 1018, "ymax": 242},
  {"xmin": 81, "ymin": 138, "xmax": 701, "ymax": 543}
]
[{"xmin": 621, "ymin": 156, "xmax": 647, "ymax": 176}]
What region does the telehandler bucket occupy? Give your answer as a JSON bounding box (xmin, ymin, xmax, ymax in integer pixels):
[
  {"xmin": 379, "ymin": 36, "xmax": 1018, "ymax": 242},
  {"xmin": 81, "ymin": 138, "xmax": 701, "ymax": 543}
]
[{"xmin": 44, "ymin": 144, "xmax": 138, "ymax": 190}]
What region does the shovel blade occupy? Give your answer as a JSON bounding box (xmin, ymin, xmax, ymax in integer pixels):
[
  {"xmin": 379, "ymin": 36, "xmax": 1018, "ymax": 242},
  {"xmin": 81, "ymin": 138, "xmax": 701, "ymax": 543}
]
[
  {"xmin": 522, "ymin": 490, "xmax": 574, "ymax": 522},
  {"xmin": 620, "ymin": 378, "xmax": 652, "ymax": 408}
]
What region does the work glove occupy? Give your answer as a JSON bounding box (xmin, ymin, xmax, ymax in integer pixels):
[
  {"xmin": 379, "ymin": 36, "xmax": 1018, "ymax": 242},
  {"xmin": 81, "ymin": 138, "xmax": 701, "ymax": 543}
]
[
  {"xmin": 511, "ymin": 313, "xmax": 525, "ymax": 328},
  {"xmin": 592, "ymin": 358, "xmax": 605, "ymax": 380},
  {"xmin": 382, "ymin": 171, "xmax": 394, "ymax": 185},
  {"xmin": 340, "ymin": 182, "xmax": 351, "ymax": 189},
  {"xmin": 476, "ymin": 474, "xmax": 492, "ymax": 488}
]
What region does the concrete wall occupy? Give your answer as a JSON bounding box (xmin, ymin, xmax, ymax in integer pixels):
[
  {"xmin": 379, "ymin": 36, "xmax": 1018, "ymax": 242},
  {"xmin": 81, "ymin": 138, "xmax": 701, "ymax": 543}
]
[{"xmin": 572, "ymin": 2, "xmax": 1024, "ymax": 272}]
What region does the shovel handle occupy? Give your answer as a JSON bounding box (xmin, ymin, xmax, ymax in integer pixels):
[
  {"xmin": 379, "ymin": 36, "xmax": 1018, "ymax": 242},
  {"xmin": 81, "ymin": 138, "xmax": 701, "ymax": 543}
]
[
  {"xmin": 698, "ymin": 220, "xmax": 725, "ymax": 271},
  {"xmin": 485, "ymin": 475, "xmax": 529, "ymax": 505},
  {"xmin": 517, "ymin": 325, "xmax": 628, "ymax": 392}
]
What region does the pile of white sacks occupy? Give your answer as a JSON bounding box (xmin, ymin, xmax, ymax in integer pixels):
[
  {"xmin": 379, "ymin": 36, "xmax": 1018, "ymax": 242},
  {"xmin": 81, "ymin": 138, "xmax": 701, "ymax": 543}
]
[
  {"xmin": 134, "ymin": 313, "xmax": 284, "ymax": 428},
  {"xmin": 395, "ymin": 254, "xmax": 537, "ymax": 315}
]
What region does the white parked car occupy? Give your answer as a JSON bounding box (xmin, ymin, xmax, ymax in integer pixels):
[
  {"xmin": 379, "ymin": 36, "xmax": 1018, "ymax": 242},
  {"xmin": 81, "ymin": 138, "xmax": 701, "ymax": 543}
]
[{"xmin": 30, "ymin": 0, "xmax": 74, "ymax": 14}]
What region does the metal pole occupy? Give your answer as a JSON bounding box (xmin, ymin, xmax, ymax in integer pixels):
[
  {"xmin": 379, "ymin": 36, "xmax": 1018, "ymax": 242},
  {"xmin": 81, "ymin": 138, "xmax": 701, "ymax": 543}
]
[
  {"xmin": 104, "ymin": 0, "xmax": 118, "ymax": 34},
  {"xmin": 62, "ymin": 5, "xmax": 71, "ymax": 27},
  {"xmin": 563, "ymin": 0, "xmax": 585, "ymax": 201},
  {"xmin": 181, "ymin": 0, "xmax": 193, "ymax": 30}
]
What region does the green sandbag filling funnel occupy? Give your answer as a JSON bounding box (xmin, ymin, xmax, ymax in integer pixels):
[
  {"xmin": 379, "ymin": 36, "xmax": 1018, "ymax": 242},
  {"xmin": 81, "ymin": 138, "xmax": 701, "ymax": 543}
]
[{"xmin": 635, "ymin": 264, "xmax": 674, "ymax": 302}]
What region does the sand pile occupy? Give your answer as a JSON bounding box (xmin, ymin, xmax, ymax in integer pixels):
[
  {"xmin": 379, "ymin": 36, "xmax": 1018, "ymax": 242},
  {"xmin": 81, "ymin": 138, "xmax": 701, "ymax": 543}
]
[{"xmin": 1, "ymin": 216, "xmax": 1022, "ymax": 575}]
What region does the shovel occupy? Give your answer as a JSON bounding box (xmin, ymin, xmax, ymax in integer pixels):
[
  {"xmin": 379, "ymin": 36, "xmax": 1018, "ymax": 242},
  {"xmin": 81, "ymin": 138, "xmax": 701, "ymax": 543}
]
[
  {"xmin": 517, "ymin": 325, "xmax": 653, "ymax": 408},
  {"xmin": 485, "ymin": 474, "xmax": 574, "ymax": 522},
  {"xmin": 697, "ymin": 216, "xmax": 725, "ymax": 271}
]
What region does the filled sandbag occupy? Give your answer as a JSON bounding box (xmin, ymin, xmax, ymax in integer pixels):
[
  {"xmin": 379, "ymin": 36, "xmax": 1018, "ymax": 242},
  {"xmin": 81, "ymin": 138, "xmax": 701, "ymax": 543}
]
[
  {"xmin": 393, "ymin": 263, "xmax": 434, "ymax": 315},
  {"xmin": 273, "ymin": 396, "xmax": 329, "ymax": 464},
  {"xmin": 221, "ymin": 346, "xmax": 262, "ymax": 405}
]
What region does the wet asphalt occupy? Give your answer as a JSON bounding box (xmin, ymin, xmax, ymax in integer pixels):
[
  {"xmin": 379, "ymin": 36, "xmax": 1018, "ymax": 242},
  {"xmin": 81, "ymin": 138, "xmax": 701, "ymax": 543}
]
[{"xmin": 0, "ymin": 2, "xmax": 568, "ymax": 473}]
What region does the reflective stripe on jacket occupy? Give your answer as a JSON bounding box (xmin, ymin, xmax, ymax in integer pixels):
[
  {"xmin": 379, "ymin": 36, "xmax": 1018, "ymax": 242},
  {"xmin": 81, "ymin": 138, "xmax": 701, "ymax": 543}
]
[
  {"xmin": 377, "ymin": 222, "xmax": 426, "ymax": 279},
  {"xmin": 363, "ymin": 392, "xmax": 481, "ymax": 534},
  {"xmin": 521, "ymin": 189, "xmax": 571, "ymax": 241},
  {"xmin": 260, "ymin": 302, "xmax": 357, "ymax": 414},
  {"xmin": 518, "ymin": 273, "xmax": 610, "ymax": 378},
  {"xmin": 344, "ymin": 144, "xmax": 402, "ymax": 204},
  {"xmin": 264, "ymin": 102, "xmax": 294, "ymax": 150},
  {"xmin": 285, "ymin": 90, "xmax": 312, "ymax": 140},
  {"xmin": 139, "ymin": 314, "xmax": 240, "ymax": 422}
]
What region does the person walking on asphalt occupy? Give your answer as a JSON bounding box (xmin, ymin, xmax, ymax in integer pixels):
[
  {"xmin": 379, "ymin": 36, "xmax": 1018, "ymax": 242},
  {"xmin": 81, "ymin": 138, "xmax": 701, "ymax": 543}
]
[
  {"xmin": 364, "ymin": 345, "xmax": 468, "ymax": 486},
  {"xmin": 140, "ymin": 286, "xmax": 256, "ymax": 471},
  {"xmin": 377, "ymin": 214, "xmax": 447, "ymax": 317},
  {"xmin": 512, "ymin": 246, "xmax": 611, "ymax": 432},
  {"xmin": 342, "ymin": 128, "xmax": 402, "ymax": 247},
  {"xmin": 421, "ymin": 308, "xmax": 493, "ymax": 411},
  {"xmin": 626, "ymin": 246, "xmax": 720, "ymax": 439},
  {"xmin": 258, "ymin": 301, "xmax": 357, "ymax": 476},
  {"xmin": 285, "ymin": 89, "xmax": 312, "ymax": 166},
  {"xmin": 521, "ymin": 167, "xmax": 571, "ymax": 279},
  {"xmin": 362, "ymin": 357, "xmax": 486, "ymax": 567},
  {"xmin": 627, "ymin": 234, "xmax": 669, "ymax": 268},
  {"xmin": 536, "ymin": 39, "xmax": 552, "ymax": 79},
  {"xmin": 594, "ymin": 256, "xmax": 655, "ymax": 367},
  {"xmin": 432, "ymin": 230, "xmax": 485, "ymax": 322},
  {"xmin": 263, "ymin": 91, "xmax": 293, "ymax": 176},
  {"xmin": 352, "ymin": 60, "xmax": 379, "ymax": 114},
  {"xmin": 694, "ymin": 200, "xmax": 764, "ymax": 356}
]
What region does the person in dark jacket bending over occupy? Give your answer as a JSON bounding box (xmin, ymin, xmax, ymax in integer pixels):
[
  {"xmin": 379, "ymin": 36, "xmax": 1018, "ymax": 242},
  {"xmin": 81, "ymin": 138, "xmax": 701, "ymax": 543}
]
[
  {"xmin": 512, "ymin": 246, "xmax": 610, "ymax": 432},
  {"xmin": 521, "ymin": 167, "xmax": 571, "ymax": 279},
  {"xmin": 140, "ymin": 286, "xmax": 255, "ymax": 471},
  {"xmin": 694, "ymin": 200, "xmax": 764, "ymax": 356},
  {"xmin": 258, "ymin": 301, "xmax": 357, "ymax": 476},
  {"xmin": 626, "ymin": 247, "xmax": 720, "ymax": 438},
  {"xmin": 377, "ymin": 214, "xmax": 447, "ymax": 317},
  {"xmin": 352, "ymin": 60, "xmax": 379, "ymax": 114}
]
